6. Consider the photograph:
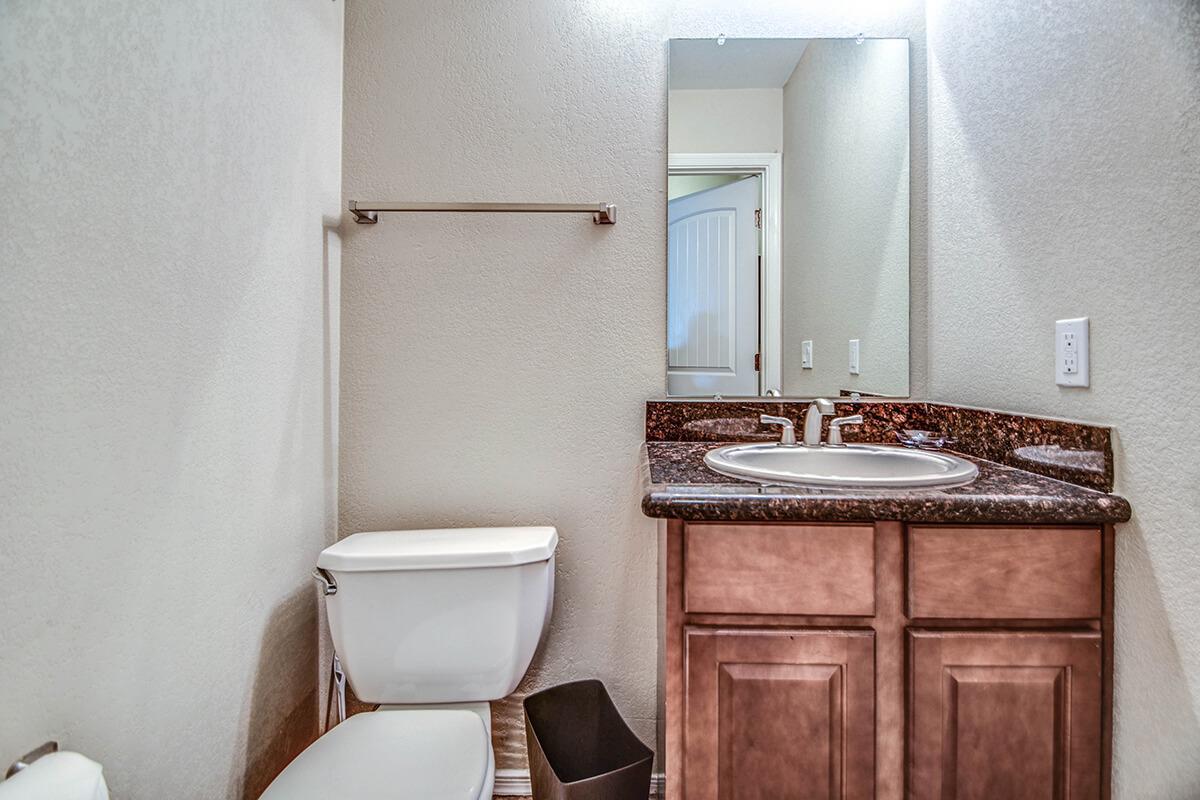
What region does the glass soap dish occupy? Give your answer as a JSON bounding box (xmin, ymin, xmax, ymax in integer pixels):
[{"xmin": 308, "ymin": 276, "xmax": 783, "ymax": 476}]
[{"xmin": 896, "ymin": 429, "xmax": 957, "ymax": 450}]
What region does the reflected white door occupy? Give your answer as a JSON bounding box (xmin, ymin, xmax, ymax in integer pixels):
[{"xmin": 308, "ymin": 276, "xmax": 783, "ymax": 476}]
[{"xmin": 667, "ymin": 176, "xmax": 760, "ymax": 396}]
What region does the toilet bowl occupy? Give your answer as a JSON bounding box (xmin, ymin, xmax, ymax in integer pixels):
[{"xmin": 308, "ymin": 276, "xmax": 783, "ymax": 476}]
[{"xmin": 260, "ymin": 526, "xmax": 557, "ymax": 799}]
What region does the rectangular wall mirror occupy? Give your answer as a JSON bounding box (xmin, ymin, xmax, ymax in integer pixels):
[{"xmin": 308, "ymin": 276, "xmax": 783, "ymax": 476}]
[{"xmin": 667, "ymin": 37, "xmax": 911, "ymax": 398}]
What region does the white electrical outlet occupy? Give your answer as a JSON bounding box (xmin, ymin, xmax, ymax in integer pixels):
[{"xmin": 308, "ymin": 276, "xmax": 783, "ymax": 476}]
[
  {"xmin": 848, "ymin": 339, "xmax": 861, "ymax": 375},
  {"xmin": 801, "ymin": 340, "xmax": 813, "ymax": 369},
  {"xmin": 1055, "ymin": 317, "xmax": 1089, "ymax": 387}
]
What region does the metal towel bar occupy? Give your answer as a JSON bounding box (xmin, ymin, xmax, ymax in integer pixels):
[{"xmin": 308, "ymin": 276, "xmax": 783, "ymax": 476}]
[
  {"xmin": 5, "ymin": 741, "xmax": 58, "ymax": 780},
  {"xmin": 348, "ymin": 200, "xmax": 616, "ymax": 225}
]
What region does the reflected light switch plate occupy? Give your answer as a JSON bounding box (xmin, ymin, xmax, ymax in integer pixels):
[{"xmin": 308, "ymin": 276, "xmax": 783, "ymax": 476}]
[
  {"xmin": 848, "ymin": 339, "xmax": 861, "ymax": 375},
  {"xmin": 801, "ymin": 340, "xmax": 813, "ymax": 369}
]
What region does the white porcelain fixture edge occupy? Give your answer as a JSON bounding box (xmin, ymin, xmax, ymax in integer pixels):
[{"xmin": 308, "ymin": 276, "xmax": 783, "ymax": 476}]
[
  {"xmin": 320, "ymin": 527, "xmax": 557, "ymax": 704},
  {"xmin": 704, "ymin": 443, "xmax": 979, "ymax": 489},
  {"xmin": 263, "ymin": 526, "xmax": 557, "ymax": 799},
  {"xmin": 318, "ymin": 525, "xmax": 558, "ymax": 571},
  {"xmin": 260, "ymin": 710, "xmax": 490, "ymax": 800}
]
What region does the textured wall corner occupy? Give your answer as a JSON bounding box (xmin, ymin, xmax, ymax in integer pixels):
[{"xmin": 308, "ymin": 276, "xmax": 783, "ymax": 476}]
[
  {"xmin": 925, "ymin": 0, "xmax": 1200, "ymax": 794},
  {"xmin": 0, "ymin": 2, "xmax": 344, "ymax": 796}
]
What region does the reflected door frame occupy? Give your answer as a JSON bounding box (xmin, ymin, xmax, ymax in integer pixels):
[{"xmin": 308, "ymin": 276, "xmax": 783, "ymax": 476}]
[{"xmin": 668, "ymin": 153, "xmax": 783, "ymax": 395}]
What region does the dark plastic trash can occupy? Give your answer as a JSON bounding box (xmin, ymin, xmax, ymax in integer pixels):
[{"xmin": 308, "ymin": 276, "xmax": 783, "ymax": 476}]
[{"xmin": 523, "ymin": 679, "xmax": 654, "ymax": 800}]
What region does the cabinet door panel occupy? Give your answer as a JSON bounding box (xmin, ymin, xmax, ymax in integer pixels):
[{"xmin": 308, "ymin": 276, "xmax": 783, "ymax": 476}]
[
  {"xmin": 686, "ymin": 628, "xmax": 874, "ymax": 800},
  {"xmin": 908, "ymin": 631, "xmax": 1102, "ymax": 800}
]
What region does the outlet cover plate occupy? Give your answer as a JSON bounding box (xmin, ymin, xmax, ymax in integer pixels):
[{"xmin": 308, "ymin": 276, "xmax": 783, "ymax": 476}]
[{"xmin": 1055, "ymin": 317, "xmax": 1089, "ymax": 387}]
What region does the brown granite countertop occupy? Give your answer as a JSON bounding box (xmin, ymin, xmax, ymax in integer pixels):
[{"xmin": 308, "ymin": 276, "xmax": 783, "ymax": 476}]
[
  {"xmin": 647, "ymin": 399, "xmax": 1118, "ymax": 491},
  {"xmin": 641, "ymin": 441, "xmax": 1132, "ymax": 524}
]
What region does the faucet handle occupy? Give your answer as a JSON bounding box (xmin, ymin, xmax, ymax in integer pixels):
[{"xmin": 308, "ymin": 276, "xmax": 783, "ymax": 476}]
[
  {"xmin": 759, "ymin": 414, "xmax": 797, "ymax": 446},
  {"xmin": 827, "ymin": 414, "xmax": 864, "ymax": 446}
]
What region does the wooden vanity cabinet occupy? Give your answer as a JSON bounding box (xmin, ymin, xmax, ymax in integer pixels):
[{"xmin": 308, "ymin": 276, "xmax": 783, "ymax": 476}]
[{"xmin": 664, "ymin": 521, "xmax": 1115, "ymax": 800}]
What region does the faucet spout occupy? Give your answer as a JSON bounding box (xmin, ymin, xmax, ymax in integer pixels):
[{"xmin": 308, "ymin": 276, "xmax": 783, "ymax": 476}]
[{"xmin": 802, "ymin": 398, "xmax": 835, "ymax": 446}]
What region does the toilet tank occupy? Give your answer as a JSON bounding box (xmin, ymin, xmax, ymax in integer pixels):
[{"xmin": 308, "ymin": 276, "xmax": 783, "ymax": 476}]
[{"xmin": 317, "ymin": 527, "xmax": 557, "ymax": 704}]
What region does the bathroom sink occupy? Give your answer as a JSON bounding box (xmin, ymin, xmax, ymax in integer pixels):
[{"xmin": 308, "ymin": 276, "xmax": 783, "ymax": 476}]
[{"xmin": 703, "ymin": 443, "xmax": 979, "ymax": 489}]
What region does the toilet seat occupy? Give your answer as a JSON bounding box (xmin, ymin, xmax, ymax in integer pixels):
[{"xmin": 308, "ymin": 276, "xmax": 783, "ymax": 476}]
[{"xmin": 259, "ymin": 709, "xmax": 491, "ymax": 800}]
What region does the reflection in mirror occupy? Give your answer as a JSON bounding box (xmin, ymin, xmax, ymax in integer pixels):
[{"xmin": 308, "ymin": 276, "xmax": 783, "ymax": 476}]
[{"xmin": 667, "ymin": 38, "xmax": 910, "ymax": 398}]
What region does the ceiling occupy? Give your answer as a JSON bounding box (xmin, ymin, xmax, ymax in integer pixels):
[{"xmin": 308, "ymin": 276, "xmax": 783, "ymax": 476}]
[{"xmin": 669, "ymin": 38, "xmax": 811, "ymax": 90}]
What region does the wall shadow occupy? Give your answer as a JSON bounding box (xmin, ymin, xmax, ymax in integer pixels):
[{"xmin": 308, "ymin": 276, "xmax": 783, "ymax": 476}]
[{"xmin": 234, "ymin": 585, "xmax": 321, "ymax": 799}]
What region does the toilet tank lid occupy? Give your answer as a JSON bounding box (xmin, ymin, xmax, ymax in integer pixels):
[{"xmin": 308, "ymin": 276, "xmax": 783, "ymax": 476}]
[{"xmin": 318, "ymin": 526, "xmax": 558, "ymax": 572}]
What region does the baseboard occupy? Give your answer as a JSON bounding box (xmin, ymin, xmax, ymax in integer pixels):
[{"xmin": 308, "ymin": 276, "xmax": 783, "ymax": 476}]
[{"xmin": 493, "ymin": 768, "xmax": 666, "ymax": 797}]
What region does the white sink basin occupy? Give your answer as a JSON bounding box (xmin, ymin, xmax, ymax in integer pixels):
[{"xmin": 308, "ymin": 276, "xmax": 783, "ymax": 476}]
[{"xmin": 704, "ymin": 443, "xmax": 979, "ymax": 489}]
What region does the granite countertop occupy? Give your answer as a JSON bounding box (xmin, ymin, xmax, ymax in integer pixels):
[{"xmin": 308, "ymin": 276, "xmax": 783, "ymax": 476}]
[{"xmin": 641, "ymin": 441, "xmax": 1132, "ymax": 524}]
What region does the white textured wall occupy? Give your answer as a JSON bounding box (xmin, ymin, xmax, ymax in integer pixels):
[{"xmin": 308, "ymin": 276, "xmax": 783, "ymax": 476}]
[
  {"xmin": 781, "ymin": 39, "xmax": 910, "ymax": 396},
  {"xmin": 668, "ymin": 88, "xmax": 783, "ymax": 153},
  {"xmin": 0, "ymin": 2, "xmax": 342, "ymax": 797},
  {"xmin": 926, "ymin": 0, "xmax": 1200, "ymax": 795},
  {"xmin": 341, "ymin": 0, "xmax": 925, "ymax": 773}
]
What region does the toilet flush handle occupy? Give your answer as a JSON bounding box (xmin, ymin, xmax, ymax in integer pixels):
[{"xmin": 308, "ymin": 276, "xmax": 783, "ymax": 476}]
[{"xmin": 311, "ymin": 567, "xmax": 337, "ymax": 596}]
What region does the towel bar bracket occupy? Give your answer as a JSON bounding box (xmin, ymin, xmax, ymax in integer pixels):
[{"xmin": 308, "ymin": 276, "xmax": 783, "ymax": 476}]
[{"xmin": 350, "ymin": 205, "xmax": 379, "ymax": 224}]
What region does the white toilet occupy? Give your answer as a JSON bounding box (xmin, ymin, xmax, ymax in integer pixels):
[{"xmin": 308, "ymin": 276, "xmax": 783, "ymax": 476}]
[{"xmin": 261, "ymin": 526, "xmax": 558, "ymax": 800}]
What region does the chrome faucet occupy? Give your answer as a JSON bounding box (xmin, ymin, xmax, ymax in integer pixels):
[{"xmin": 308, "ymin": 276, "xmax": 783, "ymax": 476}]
[
  {"xmin": 802, "ymin": 398, "xmax": 835, "ymax": 446},
  {"xmin": 759, "ymin": 414, "xmax": 797, "ymax": 446},
  {"xmin": 827, "ymin": 414, "xmax": 864, "ymax": 446}
]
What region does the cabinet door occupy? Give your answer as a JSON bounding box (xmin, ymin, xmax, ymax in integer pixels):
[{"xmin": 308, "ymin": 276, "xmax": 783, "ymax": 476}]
[
  {"xmin": 685, "ymin": 628, "xmax": 874, "ymax": 800},
  {"xmin": 908, "ymin": 631, "xmax": 1102, "ymax": 800}
]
